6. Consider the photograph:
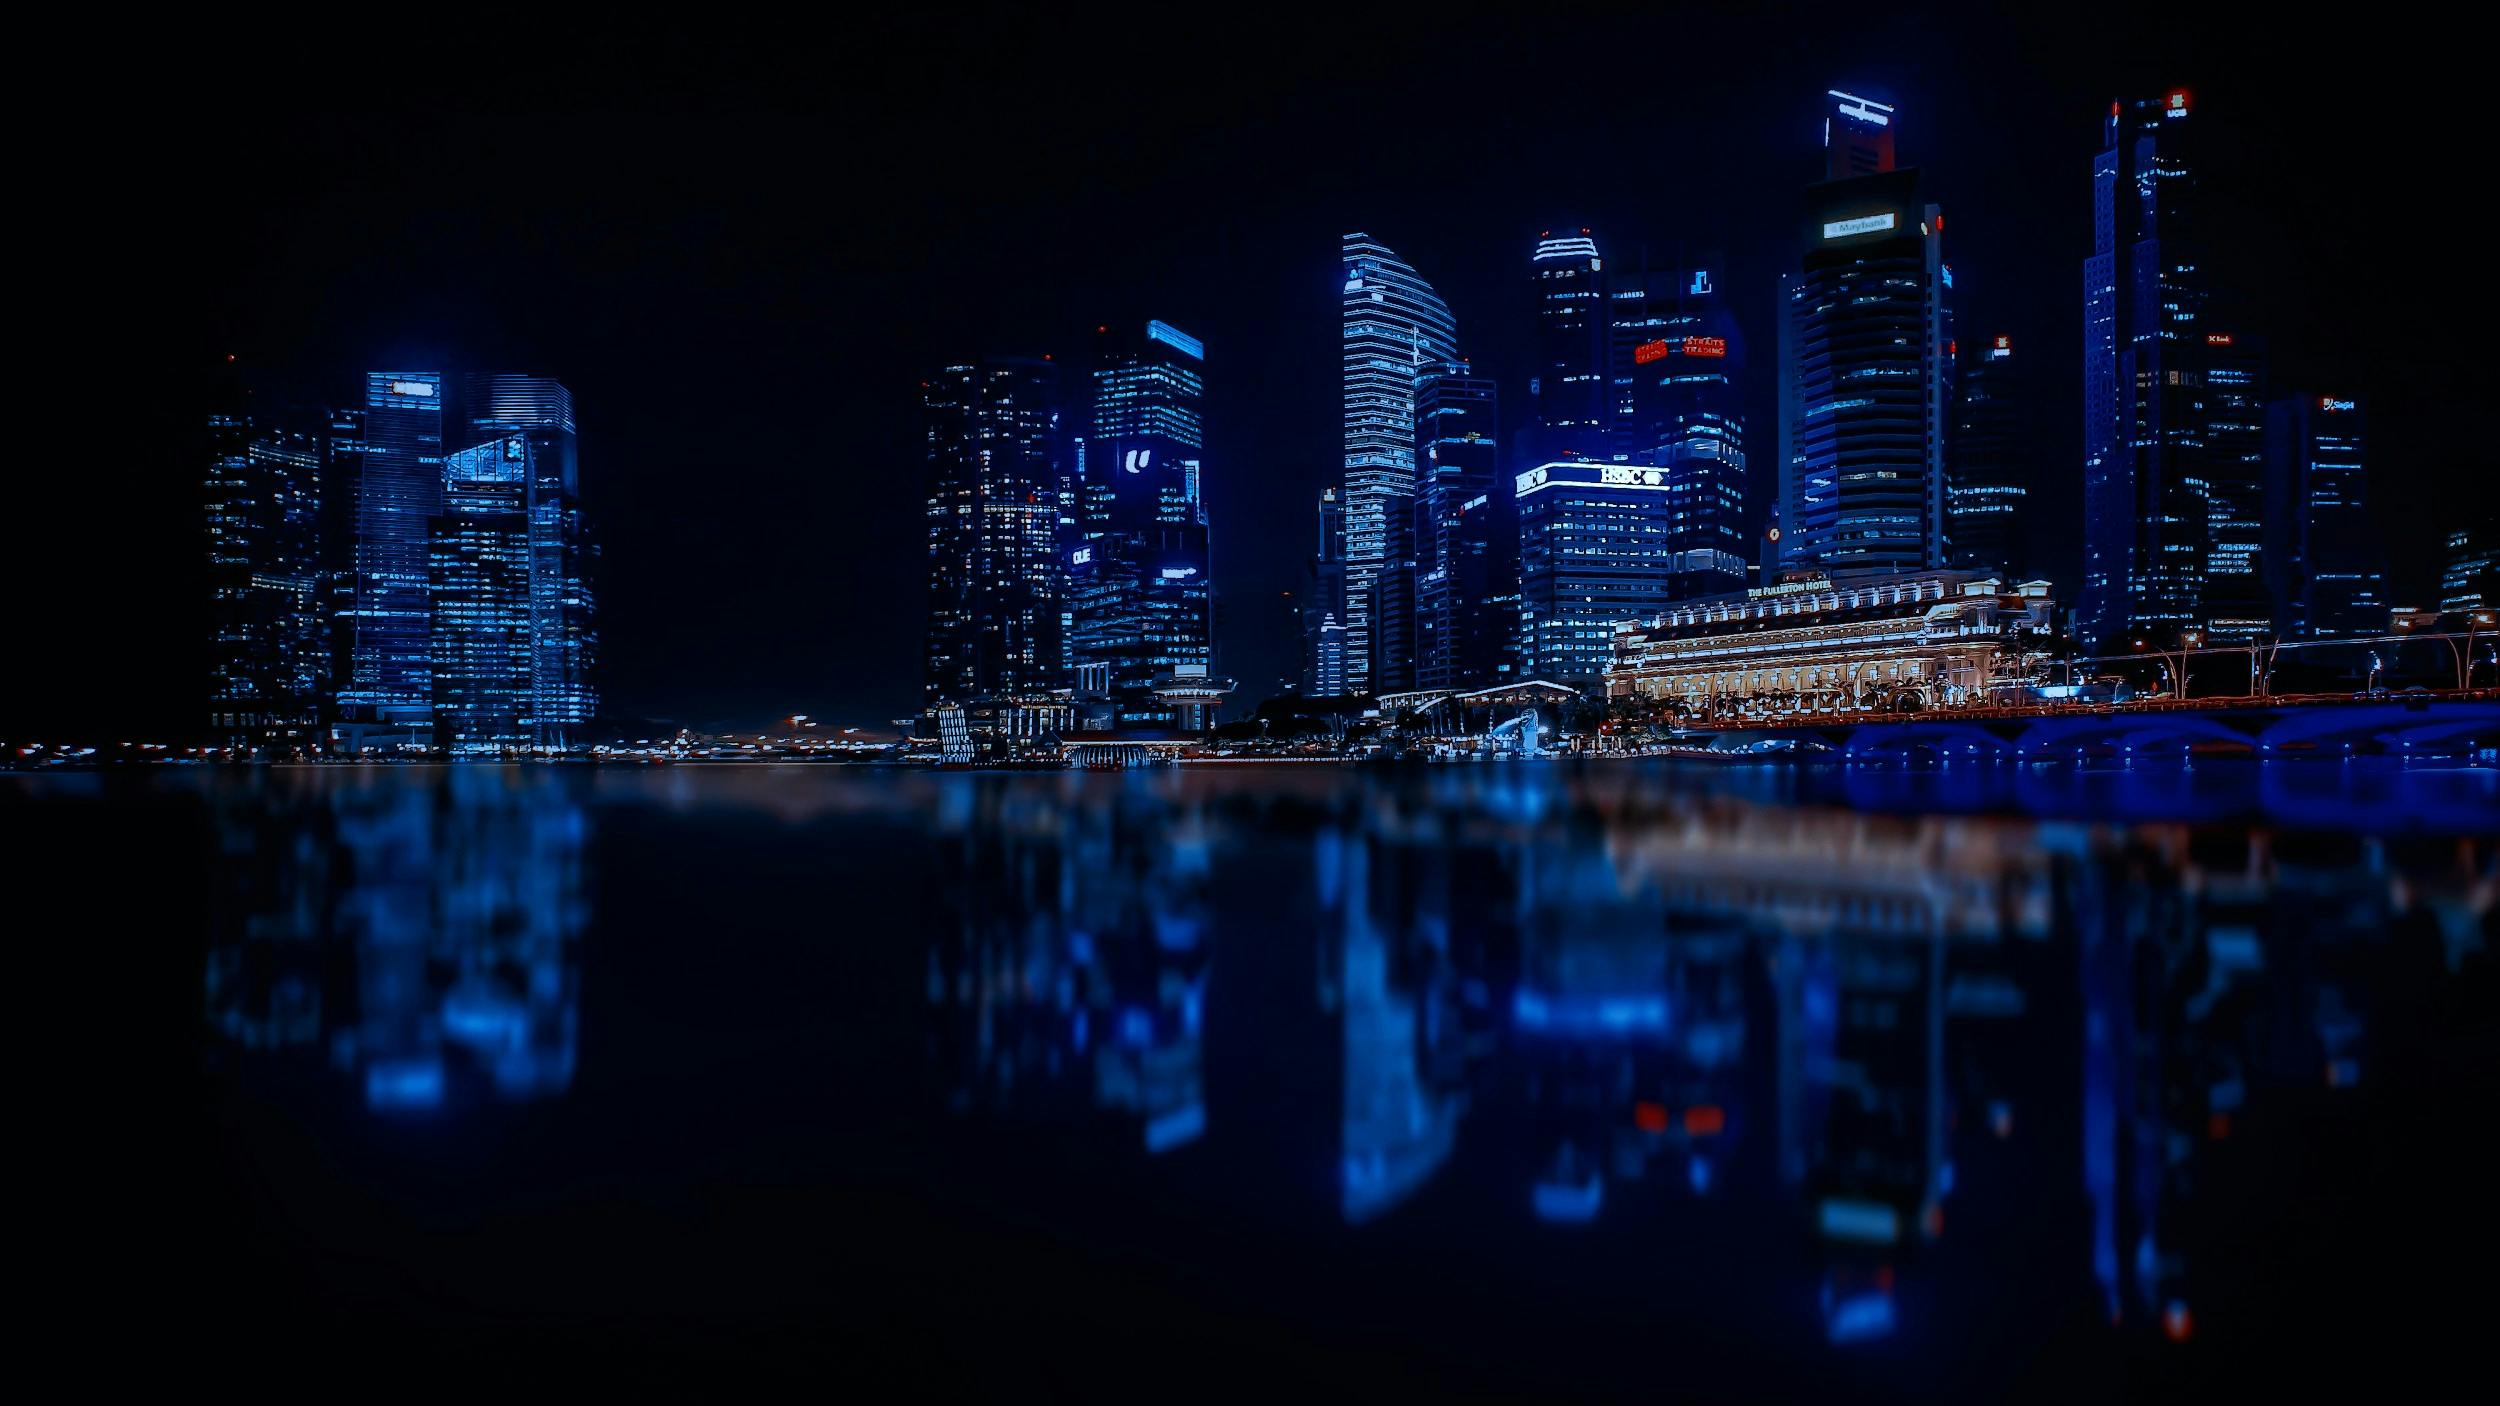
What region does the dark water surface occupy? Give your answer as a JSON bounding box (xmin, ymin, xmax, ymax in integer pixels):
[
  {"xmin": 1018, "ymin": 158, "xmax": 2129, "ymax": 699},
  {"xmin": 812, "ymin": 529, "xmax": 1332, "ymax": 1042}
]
[{"xmin": 21, "ymin": 761, "xmax": 2498, "ymax": 1398}]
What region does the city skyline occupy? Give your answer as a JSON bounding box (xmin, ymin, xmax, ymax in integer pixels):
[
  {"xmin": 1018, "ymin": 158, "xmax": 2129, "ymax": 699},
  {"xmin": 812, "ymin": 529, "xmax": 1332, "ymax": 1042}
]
[{"xmin": 19, "ymin": 12, "xmax": 2492, "ymax": 740}]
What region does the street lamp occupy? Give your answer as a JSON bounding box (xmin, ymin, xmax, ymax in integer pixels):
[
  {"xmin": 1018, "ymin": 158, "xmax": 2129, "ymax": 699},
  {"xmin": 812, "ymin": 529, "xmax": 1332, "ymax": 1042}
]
[{"xmin": 2465, "ymin": 610, "xmax": 2497, "ymax": 690}]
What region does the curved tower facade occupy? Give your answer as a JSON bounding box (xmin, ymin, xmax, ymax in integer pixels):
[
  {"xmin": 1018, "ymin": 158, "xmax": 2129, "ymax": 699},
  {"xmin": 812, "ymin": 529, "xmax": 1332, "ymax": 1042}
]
[{"xmin": 1341, "ymin": 233, "xmax": 1457, "ymax": 696}]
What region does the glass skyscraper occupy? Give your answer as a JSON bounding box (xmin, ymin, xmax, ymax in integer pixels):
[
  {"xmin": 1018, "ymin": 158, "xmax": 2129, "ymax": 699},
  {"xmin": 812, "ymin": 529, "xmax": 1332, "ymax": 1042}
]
[
  {"xmin": 1070, "ymin": 320, "xmax": 1213, "ymax": 727},
  {"xmin": 1778, "ymin": 91, "xmax": 1950, "ymax": 579},
  {"xmin": 432, "ymin": 435, "xmax": 536, "ymax": 752},
  {"xmin": 1946, "ymin": 335, "xmax": 2029, "ymax": 579},
  {"xmin": 923, "ymin": 357, "xmax": 1069, "ymax": 710},
  {"xmin": 205, "ymin": 375, "xmax": 325, "ymax": 749},
  {"xmin": 1304, "ymin": 487, "xmax": 1348, "ymax": 696},
  {"xmin": 338, "ymin": 372, "xmax": 443, "ymax": 727},
  {"xmin": 2266, "ymin": 395, "xmax": 2386, "ymax": 639},
  {"xmin": 1342, "ymin": 233, "xmax": 1457, "ymax": 696},
  {"xmin": 2081, "ymin": 90, "xmax": 2270, "ymax": 650},
  {"xmin": 1514, "ymin": 461, "xmax": 1688, "ymax": 686},
  {"xmin": 1411, "ymin": 361, "xmax": 1515, "ymax": 691},
  {"xmin": 1528, "ymin": 230, "xmax": 1609, "ymax": 464},
  {"xmin": 1606, "ymin": 256, "xmax": 1749, "ymax": 599},
  {"xmin": 461, "ymin": 373, "xmax": 597, "ymax": 747}
]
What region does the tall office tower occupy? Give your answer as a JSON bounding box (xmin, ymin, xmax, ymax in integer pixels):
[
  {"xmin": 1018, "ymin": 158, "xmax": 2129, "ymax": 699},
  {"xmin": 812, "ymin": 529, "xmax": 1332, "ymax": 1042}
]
[
  {"xmin": 1342, "ymin": 233, "xmax": 1458, "ymax": 696},
  {"xmin": 923, "ymin": 357, "xmax": 1069, "ymax": 709},
  {"xmin": 2196, "ymin": 333, "xmax": 2271, "ymax": 640},
  {"xmin": 1375, "ymin": 489, "xmax": 1419, "ymax": 696},
  {"xmin": 1778, "ymin": 90, "xmax": 1950, "ymax": 579},
  {"xmin": 2266, "ymin": 395, "xmax": 2386, "ymax": 639},
  {"xmin": 2080, "ymin": 89, "xmax": 2250, "ymax": 651},
  {"xmin": 1527, "ymin": 229, "xmax": 1609, "ymax": 465},
  {"xmin": 463, "ymin": 374, "xmax": 597, "ymax": 746},
  {"xmin": 432, "ymin": 435, "xmax": 536, "ymax": 752},
  {"xmin": 1411, "ymin": 361, "xmax": 1515, "ymax": 690},
  {"xmin": 1070, "ymin": 321, "xmax": 1213, "ymax": 726},
  {"xmin": 1514, "ymin": 460, "xmax": 1685, "ymax": 686},
  {"xmin": 1946, "ymin": 335, "xmax": 2029, "ymax": 578},
  {"xmin": 204, "ymin": 376, "xmax": 324, "ymax": 749},
  {"xmin": 338, "ymin": 372, "xmax": 444, "ymax": 728},
  {"xmin": 2442, "ymin": 517, "xmax": 2497, "ymax": 615},
  {"xmin": 318, "ymin": 407, "xmax": 366, "ymax": 713},
  {"xmin": 1304, "ymin": 487, "xmax": 1349, "ymax": 695},
  {"xmin": 1608, "ymin": 256, "xmax": 1749, "ymax": 599}
]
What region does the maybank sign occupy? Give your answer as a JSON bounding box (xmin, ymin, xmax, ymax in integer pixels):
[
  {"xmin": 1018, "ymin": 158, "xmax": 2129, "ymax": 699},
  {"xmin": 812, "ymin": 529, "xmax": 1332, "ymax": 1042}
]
[{"xmin": 1821, "ymin": 212, "xmax": 1897, "ymax": 240}]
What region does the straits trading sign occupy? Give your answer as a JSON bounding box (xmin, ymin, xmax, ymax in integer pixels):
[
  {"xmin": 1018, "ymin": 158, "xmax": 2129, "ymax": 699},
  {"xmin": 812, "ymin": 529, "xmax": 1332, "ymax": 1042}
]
[
  {"xmin": 1821, "ymin": 212, "xmax": 1897, "ymax": 240},
  {"xmin": 1634, "ymin": 336, "xmax": 1726, "ymax": 364}
]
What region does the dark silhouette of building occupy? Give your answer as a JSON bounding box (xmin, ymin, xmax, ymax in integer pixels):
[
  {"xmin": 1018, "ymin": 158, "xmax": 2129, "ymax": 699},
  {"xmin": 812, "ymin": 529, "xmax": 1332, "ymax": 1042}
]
[
  {"xmin": 922, "ymin": 357, "xmax": 1068, "ymax": 709},
  {"xmin": 1947, "ymin": 335, "xmax": 2028, "ymax": 579},
  {"xmin": 2267, "ymin": 394, "xmax": 2386, "ymax": 639},
  {"xmin": 204, "ymin": 365, "xmax": 325, "ymax": 750}
]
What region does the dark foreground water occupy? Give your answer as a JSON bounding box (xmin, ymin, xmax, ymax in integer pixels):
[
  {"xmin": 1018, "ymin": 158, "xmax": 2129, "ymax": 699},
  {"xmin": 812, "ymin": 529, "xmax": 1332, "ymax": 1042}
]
[{"xmin": 19, "ymin": 761, "xmax": 2499, "ymax": 1398}]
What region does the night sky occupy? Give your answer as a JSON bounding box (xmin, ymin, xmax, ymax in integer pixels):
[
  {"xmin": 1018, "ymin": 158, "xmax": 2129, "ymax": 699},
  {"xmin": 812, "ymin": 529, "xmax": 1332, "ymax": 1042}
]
[{"xmin": 18, "ymin": 8, "xmax": 2486, "ymax": 738}]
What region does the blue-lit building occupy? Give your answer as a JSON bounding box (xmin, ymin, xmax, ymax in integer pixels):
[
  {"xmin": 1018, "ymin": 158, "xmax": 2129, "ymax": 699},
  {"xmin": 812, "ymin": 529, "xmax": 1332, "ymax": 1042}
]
[
  {"xmin": 923, "ymin": 357, "xmax": 1069, "ymax": 712},
  {"xmin": 1946, "ymin": 335, "xmax": 2029, "ymax": 579},
  {"xmin": 2266, "ymin": 395, "xmax": 2386, "ymax": 639},
  {"xmin": 1606, "ymin": 256, "xmax": 1749, "ymax": 600},
  {"xmin": 337, "ymin": 372, "xmax": 444, "ymax": 728},
  {"xmin": 1411, "ymin": 360, "xmax": 1516, "ymax": 690},
  {"xmin": 1069, "ymin": 320, "xmax": 1214, "ymax": 727},
  {"xmin": 2444, "ymin": 518, "xmax": 2498, "ymax": 615},
  {"xmin": 462, "ymin": 374, "xmax": 597, "ymax": 747},
  {"xmin": 2081, "ymin": 90, "xmax": 2274, "ymax": 650},
  {"xmin": 1342, "ymin": 234, "xmax": 1458, "ymax": 696},
  {"xmin": 205, "ymin": 373, "xmax": 325, "ymax": 749},
  {"xmin": 1778, "ymin": 90, "xmax": 1950, "ymax": 579},
  {"xmin": 1515, "ymin": 460, "xmax": 1688, "ymax": 686},
  {"xmin": 1303, "ymin": 487, "xmax": 1349, "ymax": 696},
  {"xmin": 432, "ymin": 435, "xmax": 538, "ymax": 752},
  {"xmin": 1527, "ymin": 230, "xmax": 1610, "ymax": 465},
  {"xmin": 2198, "ymin": 333, "xmax": 2271, "ymax": 641}
]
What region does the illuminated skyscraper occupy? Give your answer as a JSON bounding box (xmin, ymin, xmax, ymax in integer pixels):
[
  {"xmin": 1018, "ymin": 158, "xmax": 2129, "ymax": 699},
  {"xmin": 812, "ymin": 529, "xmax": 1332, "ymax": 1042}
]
[
  {"xmin": 1778, "ymin": 90, "xmax": 1950, "ymax": 578},
  {"xmin": 1527, "ymin": 229, "xmax": 1609, "ymax": 464},
  {"xmin": 1304, "ymin": 487, "xmax": 1348, "ymax": 695},
  {"xmin": 1608, "ymin": 256, "xmax": 1749, "ymax": 599},
  {"xmin": 204, "ymin": 371, "xmax": 325, "ymax": 749},
  {"xmin": 1515, "ymin": 460, "xmax": 1687, "ymax": 686},
  {"xmin": 432, "ymin": 434, "xmax": 536, "ymax": 752},
  {"xmin": 1411, "ymin": 361, "xmax": 1515, "ymax": 690},
  {"xmin": 2197, "ymin": 334, "xmax": 2271, "ymax": 641},
  {"xmin": 1342, "ymin": 233, "xmax": 1458, "ymax": 696},
  {"xmin": 461, "ymin": 373, "xmax": 597, "ymax": 746},
  {"xmin": 923, "ymin": 357, "xmax": 1068, "ymax": 709},
  {"xmin": 2266, "ymin": 395, "xmax": 2385, "ymax": 639},
  {"xmin": 337, "ymin": 372, "xmax": 444, "ymax": 727},
  {"xmin": 2081, "ymin": 89, "xmax": 2260, "ymax": 650},
  {"xmin": 1946, "ymin": 335, "xmax": 2028, "ymax": 579},
  {"xmin": 1070, "ymin": 321, "xmax": 1213, "ymax": 727}
]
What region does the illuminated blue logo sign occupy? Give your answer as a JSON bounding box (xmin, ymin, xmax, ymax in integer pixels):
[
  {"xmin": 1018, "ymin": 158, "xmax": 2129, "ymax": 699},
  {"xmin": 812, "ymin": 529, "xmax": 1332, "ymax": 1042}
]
[
  {"xmin": 1124, "ymin": 448, "xmax": 1152, "ymax": 474},
  {"xmin": 1071, "ymin": 546, "xmax": 1092, "ymax": 566},
  {"xmin": 1689, "ymin": 270, "xmax": 1712, "ymax": 296}
]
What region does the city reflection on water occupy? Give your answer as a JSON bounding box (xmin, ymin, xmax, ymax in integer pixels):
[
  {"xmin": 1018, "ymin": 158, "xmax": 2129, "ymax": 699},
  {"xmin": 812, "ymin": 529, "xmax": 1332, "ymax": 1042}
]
[{"xmin": 166, "ymin": 761, "xmax": 2493, "ymax": 1391}]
